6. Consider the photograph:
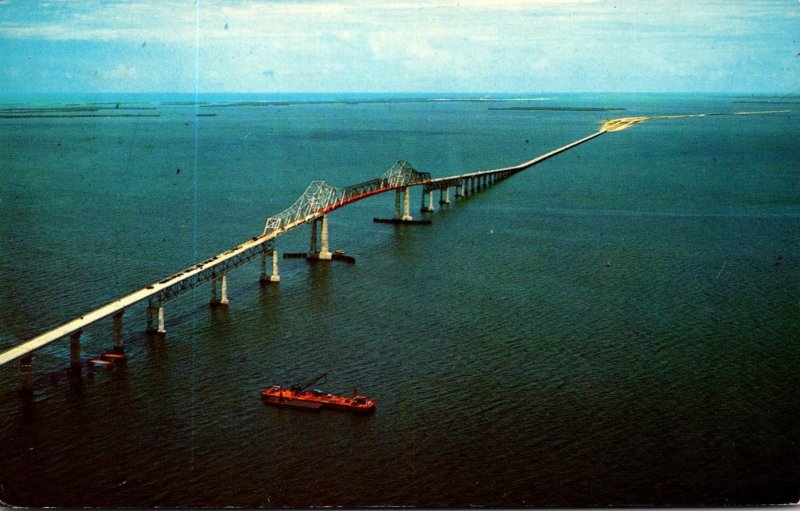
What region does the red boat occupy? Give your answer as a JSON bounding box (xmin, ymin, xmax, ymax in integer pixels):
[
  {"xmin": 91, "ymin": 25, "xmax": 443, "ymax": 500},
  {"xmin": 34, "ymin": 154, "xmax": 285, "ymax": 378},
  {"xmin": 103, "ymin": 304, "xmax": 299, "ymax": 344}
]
[
  {"xmin": 260, "ymin": 373, "xmax": 376, "ymax": 414},
  {"xmin": 88, "ymin": 351, "xmax": 128, "ymax": 367}
]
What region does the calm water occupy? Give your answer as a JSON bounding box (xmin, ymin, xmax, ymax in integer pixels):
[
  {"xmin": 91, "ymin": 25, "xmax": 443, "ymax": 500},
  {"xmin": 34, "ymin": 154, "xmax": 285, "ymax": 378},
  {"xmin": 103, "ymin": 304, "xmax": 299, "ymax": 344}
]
[{"xmin": 0, "ymin": 93, "xmax": 798, "ymax": 507}]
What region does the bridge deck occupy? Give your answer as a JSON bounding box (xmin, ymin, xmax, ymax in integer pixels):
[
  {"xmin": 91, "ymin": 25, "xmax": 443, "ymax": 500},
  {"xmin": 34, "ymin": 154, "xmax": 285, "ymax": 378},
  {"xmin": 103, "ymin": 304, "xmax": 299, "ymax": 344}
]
[
  {"xmin": 0, "ymin": 130, "xmax": 605, "ymax": 368},
  {"xmin": 428, "ymin": 130, "xmax": 605, "ymax": 185},
  {"xmin": 0, "ymin": 223, "xmax": 285, "ymax": 367}
]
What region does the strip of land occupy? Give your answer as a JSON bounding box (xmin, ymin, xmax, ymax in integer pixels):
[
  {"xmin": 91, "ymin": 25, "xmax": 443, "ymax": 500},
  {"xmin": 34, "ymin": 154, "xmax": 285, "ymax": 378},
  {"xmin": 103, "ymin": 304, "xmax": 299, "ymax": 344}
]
[
  {"xmin": 490, "ymin": 106, "xmax": 626, "ymax": 112},
  {"xmin": 600, "ymin": 109, "xmax": 792, "ymax": 132},
  {"xmin": 0, "ymin": 114, "xmax": 161, "ymax": 119}
]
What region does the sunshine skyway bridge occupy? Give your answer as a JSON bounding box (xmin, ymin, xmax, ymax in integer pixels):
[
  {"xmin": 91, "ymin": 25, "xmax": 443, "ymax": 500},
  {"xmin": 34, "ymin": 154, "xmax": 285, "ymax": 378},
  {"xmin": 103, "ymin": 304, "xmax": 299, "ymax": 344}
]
[{"xmin": 0, "ymin": 128, "xmax": 607, "ymax": 392}]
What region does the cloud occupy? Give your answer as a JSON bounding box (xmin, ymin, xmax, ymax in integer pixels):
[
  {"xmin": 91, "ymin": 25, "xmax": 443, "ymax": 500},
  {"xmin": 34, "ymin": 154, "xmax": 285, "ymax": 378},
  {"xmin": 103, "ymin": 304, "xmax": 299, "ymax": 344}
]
[
  {"xmin": 0, "ymin": 0, "xmax": 602, "ymax": 43},
  {"xmin": 94, "ymin": 64, "xmax": 137, "ymax": 81},
  {"xmin": 0, "ymin": 0, "xmax": 797, "ymax": 93},
  {"xmin": 1, "ymin": 0, "xmax": 794, "ymax": 47}
]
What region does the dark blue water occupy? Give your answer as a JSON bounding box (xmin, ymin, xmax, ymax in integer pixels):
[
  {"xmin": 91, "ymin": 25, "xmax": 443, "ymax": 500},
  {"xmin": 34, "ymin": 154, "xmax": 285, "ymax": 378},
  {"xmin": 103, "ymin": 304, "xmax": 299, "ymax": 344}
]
[{"xmin": 0, "ymin": 93, "xmax": 798, "ymax": 507}]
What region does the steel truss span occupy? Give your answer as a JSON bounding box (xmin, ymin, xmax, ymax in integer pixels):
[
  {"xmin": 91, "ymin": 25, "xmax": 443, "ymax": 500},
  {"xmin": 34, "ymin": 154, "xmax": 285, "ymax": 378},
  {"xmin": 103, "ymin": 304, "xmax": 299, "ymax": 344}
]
[{"xmin": 262, "ymin": 160, "xmax": 430, "ymax": 235}]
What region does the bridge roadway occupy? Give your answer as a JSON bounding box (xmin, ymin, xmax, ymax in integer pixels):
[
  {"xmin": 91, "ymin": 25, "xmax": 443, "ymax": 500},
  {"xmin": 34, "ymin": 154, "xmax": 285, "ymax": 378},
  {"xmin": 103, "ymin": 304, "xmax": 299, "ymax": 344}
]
[
  {"xmin": 425, "ymin": 130, "xmax": 605, "ymax": 191},
  {"xmin": 0, "ymin": 128, "xmax": 606, "ymax": 372}
]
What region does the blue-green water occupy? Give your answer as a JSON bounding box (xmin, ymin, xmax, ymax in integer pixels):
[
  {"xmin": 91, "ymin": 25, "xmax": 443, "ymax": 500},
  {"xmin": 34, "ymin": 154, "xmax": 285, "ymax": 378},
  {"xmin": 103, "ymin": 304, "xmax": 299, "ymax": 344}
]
[{"xmin": 0, "ymin": 93, "xmax": 798, "ymax": 507}]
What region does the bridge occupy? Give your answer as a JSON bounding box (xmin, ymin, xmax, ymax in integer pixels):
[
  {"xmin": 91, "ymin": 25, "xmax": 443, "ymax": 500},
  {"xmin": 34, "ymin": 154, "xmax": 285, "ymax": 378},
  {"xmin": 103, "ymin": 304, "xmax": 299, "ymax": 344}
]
[{"xmin": 0, "ymin": 126, "xmax": 610, "ymax": 393}]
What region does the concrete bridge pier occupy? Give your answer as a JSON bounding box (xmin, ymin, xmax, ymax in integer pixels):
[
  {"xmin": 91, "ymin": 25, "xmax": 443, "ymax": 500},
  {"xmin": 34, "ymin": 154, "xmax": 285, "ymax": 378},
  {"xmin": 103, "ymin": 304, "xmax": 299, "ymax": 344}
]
[
  {"xmin": 309, "ymin": 217, "xmax": 317, "ymax": 255},
  {"xmin": 210, "ymin": 273, "xmax": 229, "ymax": 306},
  {"xmin": 112, "ymin": 310, "xmax": 125, "ymax": 352},
  {"xmin": 420, "ymin": 189, "xmax": 434, "ymax": 212},
  {"xmin": 69, "ymin": 330, "xmax": 82, "ymax": 371},
  {"xmin": 260, "ymin": 249, "xmax": 280, "ymax": 283},
  {"xmin": 375, "ymin": 187, "xmax": 431, "ymax": 225},
  {"xmin": 146, "ymin": 305, "xmax": 166, "ymax": 335},
  {"xmin": 20, "ymin": 354, "xmax": 33, "ymax": 395},
  {"xmin": 439, "ymin": 187, "xmax": 450, "ymax": 205},
  {"xmin": 271, "ymin": 250, "xmax": 281, "ymax": 281},
  {"xmin": 308, "ymin": 215, "xmax": 332, "ymax": 260},
  {"xmin": 391, "ymin": 187, "xmax": 413, "ymax": 220},
  {"xmin": 456, "ymin": 180, "xmax": 465, "ymax": 198},
  {"xmin": 394, "ymin": 188, "xmax": 413, "ymax": 221},
  {"xmin": 394, "ymin": 188, "xmax": 402, "ymax": 218}
]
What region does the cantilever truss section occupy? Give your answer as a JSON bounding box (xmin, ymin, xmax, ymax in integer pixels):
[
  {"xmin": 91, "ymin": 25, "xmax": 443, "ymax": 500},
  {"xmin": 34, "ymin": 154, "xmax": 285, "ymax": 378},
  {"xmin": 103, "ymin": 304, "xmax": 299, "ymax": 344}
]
[
  {"xmin": 262, "ymin": 180, "xmax": 338, "ymax": 234},
  {"xmin": 262, "ymin": 160, "xmax": 430, "ymax": 235},
  {"xmin": 381, "ymin": 160, "xmax": 430, "ymax": 188}
]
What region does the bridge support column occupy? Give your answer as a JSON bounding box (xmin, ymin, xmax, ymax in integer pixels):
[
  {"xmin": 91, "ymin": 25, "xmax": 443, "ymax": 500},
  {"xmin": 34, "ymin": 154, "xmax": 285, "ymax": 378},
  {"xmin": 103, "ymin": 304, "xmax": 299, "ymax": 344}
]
[
  {"xmin": 70, "ymin": 330, "xmax": 82, "ymax": 370},
  {"xmin": 147, "ymin": 305, "xmax": 166, "ymax": 335},
  {"xmin": 112, "ymin": 310, "xmax": 124, "ymax": 352},
  {"xmin": 401, "ymin": 187, "xmax": 413, "ymax": 221},
  {"xmin": 20, "ymin": 354, "xmax": 33, "ymax": 395},
  {"xmin": 157, "ymin": 306, "xmax": 165, "ymax": 334},
  {"xmin": 394, "ymin": 189, "xmax": 402, "ymax": 219},
  {"xmin": 456, "ymin": 180, "xmax": 464, "ymax": 198},
  {"xmin": 375, "ymin": 186, "xmax": 431, "ymax": 225},
  {"xmin": 210, "ymin": 274, "xmax": 229, "ymax": 306},
  {"xmin": 319, "ymin": 215, "xmax": 332, "ymax": 260},
  {"xmin": 309, "ymin": 218, "xmax": 318, "ymax": 255},
  {"xmin": 392, "ymin": 188, "xmax": 413, "ymax": 220},
  {"xmin": 261, "ymin": 249, "xmax": 280, "ymax": 283},
  {"xmin": 308, "ymin": 215, "xmax": 332, "ymax": 260},
  {"xmin": 271, "ymin": 250, "xmax": 281, "ymax": 281},
  {"xmin": 420, "ymin": 190, "xmax": 434, "ymax": 212},
  {"xmin": 439, "ymin": 188, "xmax": 450, "ymax": 205}
]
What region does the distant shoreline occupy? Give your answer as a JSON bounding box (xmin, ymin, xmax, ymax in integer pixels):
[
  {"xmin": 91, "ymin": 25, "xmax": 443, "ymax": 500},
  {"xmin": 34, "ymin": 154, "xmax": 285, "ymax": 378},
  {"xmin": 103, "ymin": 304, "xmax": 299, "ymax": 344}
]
[
  {"xmin": 0, "ymin": 114, "xmax": 160, "ymax": 119},
  {"xmin": 489, "ymin": 106, "xmax": 626, "ymax": 112}
]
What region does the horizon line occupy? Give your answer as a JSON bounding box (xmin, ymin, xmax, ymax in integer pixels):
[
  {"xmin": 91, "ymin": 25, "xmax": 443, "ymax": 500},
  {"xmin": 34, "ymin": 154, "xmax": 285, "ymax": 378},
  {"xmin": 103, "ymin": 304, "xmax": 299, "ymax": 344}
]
[{"xmin": 2, "ymin": 90, "xmax": 799, "ymax": 97}]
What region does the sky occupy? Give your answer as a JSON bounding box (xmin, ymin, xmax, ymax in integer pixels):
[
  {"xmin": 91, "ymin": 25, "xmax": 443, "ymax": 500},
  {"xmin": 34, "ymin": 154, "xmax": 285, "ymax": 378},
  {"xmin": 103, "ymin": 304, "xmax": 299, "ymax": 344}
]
[{"xmin": 0, "ymin": 0, "xmax": 798, "ymax": 94}]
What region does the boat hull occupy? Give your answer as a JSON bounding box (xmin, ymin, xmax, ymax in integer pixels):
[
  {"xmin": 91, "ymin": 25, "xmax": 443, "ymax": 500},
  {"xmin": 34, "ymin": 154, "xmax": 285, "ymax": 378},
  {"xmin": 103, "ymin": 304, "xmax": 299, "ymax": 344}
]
[{"xmin": 260, "ymin": 387, "xmax": 376, "ymax": 414}]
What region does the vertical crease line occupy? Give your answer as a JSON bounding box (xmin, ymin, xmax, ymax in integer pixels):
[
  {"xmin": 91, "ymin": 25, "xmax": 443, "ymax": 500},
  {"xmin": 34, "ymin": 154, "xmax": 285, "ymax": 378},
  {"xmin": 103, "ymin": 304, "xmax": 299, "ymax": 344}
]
[{"xmin": 191, "ymin": 0, "xmax": 201, "ymax": 484}]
